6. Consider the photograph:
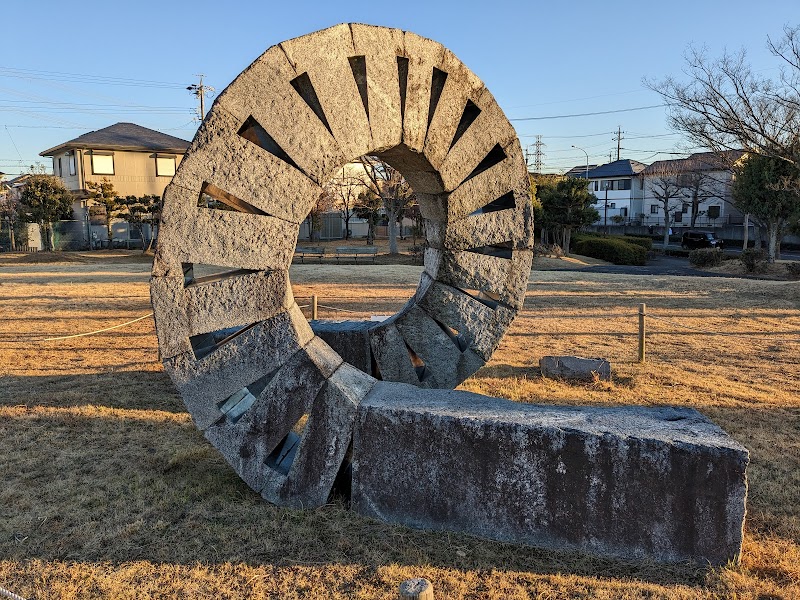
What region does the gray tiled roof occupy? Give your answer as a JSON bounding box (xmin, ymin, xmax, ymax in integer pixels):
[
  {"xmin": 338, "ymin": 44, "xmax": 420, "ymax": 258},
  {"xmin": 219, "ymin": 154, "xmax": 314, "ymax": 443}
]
[
  {"xmin": 586, "ymin": 159, "xmax": 647, "ymax": 179},
  {"xmin": 564, "ymin": 164, "xmax": 599, "ymax": 178},
  {"xmin": 40, "ymin": 122, "xmax": 190, "ymax": 156},
  {"xmin": 641, "ymin": 151, "xmax": 744, "ymax": 175}
]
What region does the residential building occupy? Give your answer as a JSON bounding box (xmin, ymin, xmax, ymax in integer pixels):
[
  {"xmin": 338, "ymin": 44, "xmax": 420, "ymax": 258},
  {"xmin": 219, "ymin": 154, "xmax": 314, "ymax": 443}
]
[
  {"xmin": 39, "ymin": 122, "xmax": 190, "ymax": 248},
  {"xmin": 570, "ymin": 159, "xmax": 647, "ymax": 226},
  {"xmin": 639, "ymin": 151, "xmax": 744, "ymax": 230}
]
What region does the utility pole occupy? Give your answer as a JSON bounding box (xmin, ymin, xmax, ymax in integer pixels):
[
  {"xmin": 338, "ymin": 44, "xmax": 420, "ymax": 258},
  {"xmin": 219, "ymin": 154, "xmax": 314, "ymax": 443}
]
[
  {"xmin": 187, "ymin": 74, "xmax": 215, "ymax": 121},
  {"xmin": 612, "ymin": 126, "xmax": 624, "ymax": 161}
]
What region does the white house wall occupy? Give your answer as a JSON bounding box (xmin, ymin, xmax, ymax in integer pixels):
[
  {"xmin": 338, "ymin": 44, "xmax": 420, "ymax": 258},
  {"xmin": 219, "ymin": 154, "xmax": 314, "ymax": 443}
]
[{"xmin": 640, "ymin": 169, "xmax": 740, "ymax": 228}]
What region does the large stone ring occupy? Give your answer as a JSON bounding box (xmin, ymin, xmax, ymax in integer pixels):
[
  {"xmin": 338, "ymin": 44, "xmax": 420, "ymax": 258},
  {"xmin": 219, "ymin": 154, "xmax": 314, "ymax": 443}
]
[{"xmin": 150, "ymin": 24, "xmax": 533, "ymax": 508}]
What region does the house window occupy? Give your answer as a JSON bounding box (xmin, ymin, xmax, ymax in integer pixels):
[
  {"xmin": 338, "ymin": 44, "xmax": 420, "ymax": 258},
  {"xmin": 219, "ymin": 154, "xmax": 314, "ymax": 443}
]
[
  {"xmin": 682, "ymin": 203, "xmax": 689, "ymax": 214},
  {"xmin": 708, "ymin": 205, "xmax": 721, "ymax": 219},
  {"xmin": 68, "ymin": 154, "xmax": 76, "ymax": 176},
  {"xmin": 674, "ymin": 211, "xmax": 683, "ymax": 223},
  {"xmin": 616, "ymin": 179, "xmax": 631, "ymax": 190},
  {"xmin": 155, "ymin": 155, "xmax": 176, "ymax": 177},
  {"xmin": 91, "ymin": 153, "xmax": 114, "ymax": 175},
  {"xmin": 650, "ymin": 205, "xmax": 659, "ymax": 214},
  {"xmin": 594, "ymin": 181, "xmax": 599, "ymax": 191},
  {"xmin": 609, "ymin": 202, "xmax": 616, "ymax": 209},
  {"xmin": 621, "ymin": 207, "xmax": 628, "ymax": 217},
  {"xmin": 57, "ymin": 158, "xmax": 63, "ymax": 176}
]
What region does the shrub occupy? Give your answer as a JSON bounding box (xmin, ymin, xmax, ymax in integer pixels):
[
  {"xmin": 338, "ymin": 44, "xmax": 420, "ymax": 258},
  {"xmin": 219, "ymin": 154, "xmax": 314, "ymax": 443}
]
[
  {"xmin": 740, "ymin": 248, "xmax": 767, "ymax": 273},
  {"xmin": 620, "ymin": 236, "xmax": 653, "ymax": 251},
  {"xmin": 533, "ymin": 244, "xmax": 563, "ymax": 258},
  {"xmin": 689, "ymin": 248, "xmax": 723, "ymax": 267},
  {"xmin": 572, "ymin": 238, "xmax": 647, "ymax": 265},
  {"xmin": 572, "ymin": 233, "xmax": 653, "ymax": 251},
  {"xmin": 786, "ymin": 262, "xmax": 800, "ymax": 279}
]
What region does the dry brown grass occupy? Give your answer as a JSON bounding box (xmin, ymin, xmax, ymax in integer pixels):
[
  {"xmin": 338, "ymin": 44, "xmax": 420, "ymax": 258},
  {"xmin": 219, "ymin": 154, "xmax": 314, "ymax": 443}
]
[{"xmin": 1, "ymin": 252, "xmax": 799, "ymax": 599}]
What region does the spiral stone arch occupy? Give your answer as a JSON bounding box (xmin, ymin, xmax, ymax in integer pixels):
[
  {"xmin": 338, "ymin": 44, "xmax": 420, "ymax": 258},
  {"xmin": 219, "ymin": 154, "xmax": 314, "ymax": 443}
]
[{"xmin": 151, "ymin": 24, "xmax": 533, "ymax": 508}]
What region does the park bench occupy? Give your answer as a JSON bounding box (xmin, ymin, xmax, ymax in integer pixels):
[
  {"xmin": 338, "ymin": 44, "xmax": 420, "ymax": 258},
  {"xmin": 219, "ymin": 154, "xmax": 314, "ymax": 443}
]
[
  {"xmin": 334, "ymin": 246, "xmax": 378, "ymax": 263},
  {"xmin": 294, "ymin": 247, "xmax": 326, "ymax": 263}
]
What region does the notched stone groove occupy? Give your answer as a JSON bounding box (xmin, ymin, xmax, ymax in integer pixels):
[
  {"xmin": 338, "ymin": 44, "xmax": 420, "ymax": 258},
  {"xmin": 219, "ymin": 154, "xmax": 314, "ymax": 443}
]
[
  {"xmin": 190, "ymin": 322, "xmax": 260, "ymax": 360},
  {"xmin": 348, "ymin": 55, "xmax": 369, "ymax": 120},
  {"xmin": 289, "ymin": 72, "xmax": 334, "ymax": 137},
  {"xmin": 198, "ymin": 182, "xmax": 272, "ymax": 216},
  {"xmin": 238, "ymin": 115, "xmax": 305, "ymax": 174},
  {"xmin": 403, "ymin": 340, "xmax": 432, "ymax": 382},
  {"xmin": 460, "ymin": 143, "xmax": 507, "ymax": 186},
  {"xmin": 465, "ymin": 241, "xmax": 515, "ymax": 260},
  {"xmin": 217, "ymin": 370, "xmax": 276, "ymax": 424},
  {"xmin": 181, "ymin": 263, "xmax": 261, "ymax": 288},
  {"xmin": 397, "ymin": 56, "xmax": 409, "ymax": 126},
  {"xmin": 450, "ymin": 99, "xmax": 481, "ymax": 150},
  {"xmin": 468, "ymin": 191, "xmax": 516, "ymax": 216},
  {"xmin": 427, "ymin": 67, "xmax": 448, "ymax": 129}
]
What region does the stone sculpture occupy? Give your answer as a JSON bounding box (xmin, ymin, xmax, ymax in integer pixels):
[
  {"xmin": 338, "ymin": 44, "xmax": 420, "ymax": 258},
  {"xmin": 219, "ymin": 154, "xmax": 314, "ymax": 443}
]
[{"xmin": 151, "ymin": 24, "xmax": 748, "ymax": 565}]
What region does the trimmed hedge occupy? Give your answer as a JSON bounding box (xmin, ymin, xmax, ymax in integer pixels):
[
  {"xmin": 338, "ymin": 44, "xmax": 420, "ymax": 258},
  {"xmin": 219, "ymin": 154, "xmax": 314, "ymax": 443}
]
[
  {"xmin": 573, "ymin": 233, "xmax": 653, "ymax": 251},
  {"xmin": 572, "ymin": 238, "xmax": 647, "ymax": 265},
  {"xmin": 689, "ymin": 248, "xmax": 723, "ymax": 267}
]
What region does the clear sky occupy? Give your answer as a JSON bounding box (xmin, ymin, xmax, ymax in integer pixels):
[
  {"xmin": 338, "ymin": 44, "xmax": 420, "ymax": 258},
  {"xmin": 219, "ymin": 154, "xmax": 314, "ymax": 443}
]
[{"xmin": 0, "ymin": 0, "xmax": 796, "ymax": 178}]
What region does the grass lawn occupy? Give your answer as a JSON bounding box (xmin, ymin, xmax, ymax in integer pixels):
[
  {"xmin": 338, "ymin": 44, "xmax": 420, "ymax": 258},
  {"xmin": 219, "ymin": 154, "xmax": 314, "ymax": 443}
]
[{"xmin": 0, "ymin": 250, "xmax": 798, "ymax": 599}]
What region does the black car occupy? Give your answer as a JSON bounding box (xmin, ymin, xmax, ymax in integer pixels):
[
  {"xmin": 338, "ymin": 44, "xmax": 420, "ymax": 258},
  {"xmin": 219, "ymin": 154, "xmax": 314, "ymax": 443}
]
[{"xmin": 681, "ymin": 230, "xmax": 724, "ymax": 250}]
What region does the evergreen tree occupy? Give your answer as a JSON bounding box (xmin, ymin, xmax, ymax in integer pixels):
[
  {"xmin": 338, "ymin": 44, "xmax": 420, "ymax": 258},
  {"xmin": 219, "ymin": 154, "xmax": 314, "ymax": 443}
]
[
  {"xmin": 19, "ymin": 174, "xmax": 73, "ymax": 251},
  {"xmin": 732, "ymin": 154, "xmax": 800, "ymax": 261},
  {"xmin": 536, "ymin": 177, "xmax": 599, "ymax": 254}
]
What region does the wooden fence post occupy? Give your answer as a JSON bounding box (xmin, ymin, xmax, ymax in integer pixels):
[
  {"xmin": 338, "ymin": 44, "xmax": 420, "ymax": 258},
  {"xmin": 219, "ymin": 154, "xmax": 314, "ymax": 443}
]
[
  {"xmin": 638, "ymin": 303, "xmax": 646, "ymax": 363},
  {"xmin": 311, "ymin": 295, "xmax": 318, "ymax": 320}
]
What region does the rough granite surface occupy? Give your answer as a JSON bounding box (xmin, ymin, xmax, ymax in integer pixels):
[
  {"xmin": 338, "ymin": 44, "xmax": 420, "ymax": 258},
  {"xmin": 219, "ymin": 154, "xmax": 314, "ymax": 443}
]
[{"xmin": 352, "ymin": 382, "xmax": 749, "ymax": 565}]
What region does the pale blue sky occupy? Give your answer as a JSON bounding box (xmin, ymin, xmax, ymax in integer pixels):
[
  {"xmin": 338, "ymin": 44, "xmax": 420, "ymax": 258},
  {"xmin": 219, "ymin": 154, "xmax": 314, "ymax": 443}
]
[{"xmin": 0, "ymin": 0, "xmax": 796, "ymax": 177}]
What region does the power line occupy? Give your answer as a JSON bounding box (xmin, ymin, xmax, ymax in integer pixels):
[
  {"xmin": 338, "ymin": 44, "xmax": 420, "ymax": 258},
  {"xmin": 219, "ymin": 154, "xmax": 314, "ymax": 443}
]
[
  {"xmin": 506, "ymin": 88, "xmax": 647, "ymax": 110},
  {"xmin": 1, "ymin": 125, "xmax": 91, "ymax": 129},
  {"xmin": 0, "ymin": 99, "xmax": 191, "ymax": 110},
  {"xmin": 0, "ymin": 66, "xmax": 187, "ymax": 89},
  {"xmin": 519, "ymin": 131, "xmax": 614, "ymax": 139},
  {"xmin": 510, "ymin": 104, "xmax": 666, "ymax": 122},
  {"xmin": 4, "ymin": 126, "xmax": 23, "ymax": 162}
]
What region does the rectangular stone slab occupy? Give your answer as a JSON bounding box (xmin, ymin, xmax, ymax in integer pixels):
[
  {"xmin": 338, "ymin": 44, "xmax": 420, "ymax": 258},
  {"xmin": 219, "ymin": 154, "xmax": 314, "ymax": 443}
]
[
  {"xmin": 310, "ymin": 319, "xmax": 374, "ymax": 375},
  {"xmin": 352, "ymin": 383, "xmax": 748, "ymax": 565}
]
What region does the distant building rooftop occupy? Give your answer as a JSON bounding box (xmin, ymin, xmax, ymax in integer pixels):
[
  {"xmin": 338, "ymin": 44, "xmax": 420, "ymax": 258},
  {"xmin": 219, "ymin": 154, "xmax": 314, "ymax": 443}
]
[
  {"xmin": 641, "ymin": 151, "xmax": 745, "ymax": 175},
  {"xmin": 586, "ymin": 159, "xmax": 647, "ymax": 179},
  {"xmin": 40, "ymin": 122, "xmax": 190, "ymax": 156},
  {"xmin": 564, "ymin": 164, "xmax": 599, "ymax": 178}
]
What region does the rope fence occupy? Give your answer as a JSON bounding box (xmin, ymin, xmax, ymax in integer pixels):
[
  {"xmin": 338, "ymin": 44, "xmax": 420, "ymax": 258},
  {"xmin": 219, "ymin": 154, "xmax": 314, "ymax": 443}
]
[{"xmin": 15, "ymin": 297, "xmax": 798, "ymax": 362}]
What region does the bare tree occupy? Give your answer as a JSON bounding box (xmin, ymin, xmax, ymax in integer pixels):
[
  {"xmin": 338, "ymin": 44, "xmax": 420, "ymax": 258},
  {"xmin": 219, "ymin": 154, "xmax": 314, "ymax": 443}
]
[
  {"xmin": 325, "ymin": 167, "xmax": 364, "ymax": 240},
  {"xmin": 647, "ymin": 25, "xmax": 800, "ymax": 172},
  {"xmin": 648, "ymin": 171, "xmax": 685, "ymax": 249},
  {"xmin": 677, "ymin": 168, "xmax": 727, "ymax": 227},
  {"xmin": 306, "ymin": 190, "xmax": 334, "ymax": 242},
  {"xmin": 358, "ymin": 156, "xmax": 415, "ymax": 255}
]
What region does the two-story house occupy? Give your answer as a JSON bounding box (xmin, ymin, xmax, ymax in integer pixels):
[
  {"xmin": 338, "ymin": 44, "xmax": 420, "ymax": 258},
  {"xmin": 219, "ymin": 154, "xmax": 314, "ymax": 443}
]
[
  {"xmin": 639, "ymin": 151, "xmax": 744, "ymax": 230},
  {"xmin": 40, "ymin": 122, "xmax": 190, "ymax": 248},
  {"xmin": 573, "ymin": 159, "xmax": 647, "ymax": 227}
]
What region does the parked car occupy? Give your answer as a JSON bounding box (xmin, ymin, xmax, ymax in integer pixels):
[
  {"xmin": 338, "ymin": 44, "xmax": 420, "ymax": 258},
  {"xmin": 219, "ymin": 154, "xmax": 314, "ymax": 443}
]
[{"xmin": 681, "ymin": 230, "xmax": 725, "ymax": 250}]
